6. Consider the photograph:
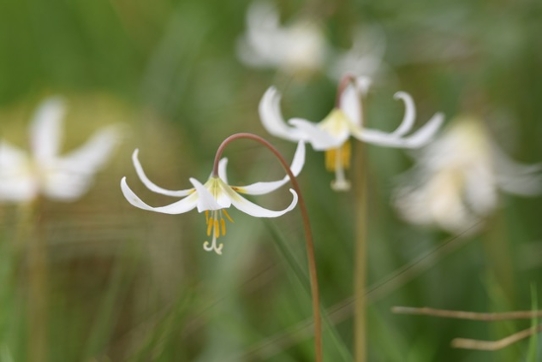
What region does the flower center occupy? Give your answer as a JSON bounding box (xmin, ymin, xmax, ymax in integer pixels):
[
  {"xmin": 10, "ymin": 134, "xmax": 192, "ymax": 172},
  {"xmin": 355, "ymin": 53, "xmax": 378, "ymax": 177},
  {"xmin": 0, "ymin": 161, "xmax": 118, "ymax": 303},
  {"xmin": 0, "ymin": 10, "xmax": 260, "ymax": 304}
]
[
  {"xmin": 325, "ymin": 141, "xmax": 351, "ymax": 172},
  {"xmin": 203, "ymin": 209, "xmax": 234, "ymax": 255}
]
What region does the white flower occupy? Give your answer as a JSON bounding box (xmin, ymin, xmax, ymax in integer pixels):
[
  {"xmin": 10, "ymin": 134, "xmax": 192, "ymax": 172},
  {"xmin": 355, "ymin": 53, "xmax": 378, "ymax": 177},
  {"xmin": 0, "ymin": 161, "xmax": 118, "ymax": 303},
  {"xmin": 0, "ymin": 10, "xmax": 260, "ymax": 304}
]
[
  {"xmin": 259, "ymin": 76, "xmax": 444, "ymax": 191},
  {"xmin": 328, "ymin": 25, "xmax": 386, "ymax": 81},
  {"xmin": 0, "ymin": 97, "xmax": 121, "ymax": 203},
  {"xmin": 120, "ymin": 141, "xmax": 305, "ymax": 254},
  {"xmin": 394, "ymin": 116, "xmax": 542, "ymax": 234},
  {"xmin": 236, "ymin": 0, "xmax": 328, "ymax": 77}
]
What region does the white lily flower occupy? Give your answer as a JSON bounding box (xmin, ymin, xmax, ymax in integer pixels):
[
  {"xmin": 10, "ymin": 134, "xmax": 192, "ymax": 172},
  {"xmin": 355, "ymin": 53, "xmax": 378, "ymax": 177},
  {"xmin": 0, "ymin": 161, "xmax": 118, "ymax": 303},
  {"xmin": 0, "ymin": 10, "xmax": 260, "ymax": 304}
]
[
  {"xmin": 236, "ymin": 0, "xmax": 328, "ymax": 77},
  {"xmin": 394, "ymin": 116, "xmax": 542, "ymax": 234},
  {"xmin": 328, "ymin": 25, "xmax": 386, "ymax": 81},
  {"xmin": 0, "ymin": 97, "xmax": 121, "ymax": 203},
  {"xmin": 120, "ymin": 141, "xmax": 305, "ymax": 255},
  {"xmin": 259, "ymin": 76, "xmax": 444, "ymax": 191}
]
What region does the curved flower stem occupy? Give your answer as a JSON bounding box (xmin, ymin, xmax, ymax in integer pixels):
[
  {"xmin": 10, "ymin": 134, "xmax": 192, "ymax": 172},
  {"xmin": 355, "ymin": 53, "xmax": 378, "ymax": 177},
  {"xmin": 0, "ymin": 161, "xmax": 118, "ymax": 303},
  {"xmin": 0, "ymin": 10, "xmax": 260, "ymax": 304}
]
[{"xmin": 213, "ymin": 133, "xmax": 323, "ymax": 362}]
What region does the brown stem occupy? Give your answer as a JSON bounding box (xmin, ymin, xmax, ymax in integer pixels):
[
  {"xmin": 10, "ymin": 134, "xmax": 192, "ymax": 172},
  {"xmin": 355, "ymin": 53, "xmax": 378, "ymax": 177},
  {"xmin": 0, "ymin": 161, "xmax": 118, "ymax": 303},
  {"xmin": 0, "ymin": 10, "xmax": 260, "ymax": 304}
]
[
  {"xmin": 213, "ymin": 133, "xmax": 323, "ymax": 362},
  {"xmin": 451, "ymin": 324, "xmax": 542, "ymax": 351},
  {"xmin": 392, "ymin": 306, "xmax": 542, "ymax": 321}
]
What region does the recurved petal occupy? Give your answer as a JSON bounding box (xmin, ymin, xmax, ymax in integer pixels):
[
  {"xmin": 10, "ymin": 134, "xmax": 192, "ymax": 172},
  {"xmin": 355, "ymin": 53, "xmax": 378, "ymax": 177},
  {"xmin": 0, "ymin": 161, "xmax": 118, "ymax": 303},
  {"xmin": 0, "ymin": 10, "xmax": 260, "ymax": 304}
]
[
  {"xmin": 354, "ymin": 112, "xmax": 444, "ymax": 149},
  {"xmin": 226, "ymin": 187, "xmax": 298, "ymax": 217},
  {"xmin": 30, "ymin": 97, "xmax": 65, "ymax": 164},
  {"xmin": 289, "ymin": 119, "xmax": 345, "ymax": 150},
  {"xmin": 128, "ymin": 149, "xmax": 193, "ymax": 197},
  {"xmin": 121, "ymin": 177, "xmax": 198, "ymax": 214},
  {"xmin": 259, "ymin": 87, "xmax": 306, "ymax": 142},
  {"xmin": 391, "ymin": 92, "xmax": 416, "ymax": 137},
  {"xmin": 236, "ymin": 141, "xmax": 305, "ymax": 195}
]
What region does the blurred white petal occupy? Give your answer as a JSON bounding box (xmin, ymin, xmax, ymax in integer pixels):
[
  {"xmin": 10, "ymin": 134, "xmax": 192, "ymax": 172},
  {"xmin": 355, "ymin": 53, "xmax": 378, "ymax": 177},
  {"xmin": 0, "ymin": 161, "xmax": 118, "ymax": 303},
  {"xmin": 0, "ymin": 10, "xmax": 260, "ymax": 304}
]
[
  {"xmin": 259, "ymin": 87, "xmax": 306, "ymax": 141},
  {"xmin": 340, "ymin": 82, "xmax": 362, "ymax": 126},
  {"xmin": 59, "ymin": 124, "xmax": 121, "ymax": 174},
  {"xmin": 30, "ymin": 97, "xmax": 65, "ymax": 164},
  {"xmin": 191, "ymin": 178, "xmax": 227, "ymax": 212},
  {"xmin": 391, "ymin": 92, "xmax": 416, "ymax": 137},
  {"xmin": 289, "ymin": 118, "xmax": 346, "ymax": 150}
]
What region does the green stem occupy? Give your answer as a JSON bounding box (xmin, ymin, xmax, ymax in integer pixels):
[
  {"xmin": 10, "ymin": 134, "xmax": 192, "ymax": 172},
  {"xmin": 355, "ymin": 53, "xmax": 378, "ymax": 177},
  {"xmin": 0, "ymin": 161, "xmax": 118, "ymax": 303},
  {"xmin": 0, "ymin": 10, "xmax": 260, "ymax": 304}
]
[
  {"xmin": 353, "ymin": 141, "xmax": 368, "ymax": 362},
  {"xmin": 213, "ymin": 133, "xmax": 323, "ymax": 362},
  {"xmin": 19, "ymin": 200, "xmax": 48, "ymax": 362}
]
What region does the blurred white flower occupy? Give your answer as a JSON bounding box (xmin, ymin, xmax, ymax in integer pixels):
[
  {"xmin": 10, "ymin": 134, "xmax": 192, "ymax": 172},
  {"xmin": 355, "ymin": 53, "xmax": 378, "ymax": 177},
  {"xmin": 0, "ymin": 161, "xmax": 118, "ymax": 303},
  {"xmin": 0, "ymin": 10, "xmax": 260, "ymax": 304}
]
[
  {"xmin": 259, "ymin": 76, "xmax": 444, "ymax": 191},
  {"xmin": 121, "ymin": 141, "xmax": 305, "ymax": 254},
  {"xmin": 394, "ymin": 116, "xmax": 542, "ymax": 233},
  {"xmin": 237, "ymin": 1, "xmax": 389, "ymax": 82},
  {"xmin": 328, "ymin": 25, "xmax": 386, "ymax": 81},
  {"xmin": 236, "ymin": 0, "xmax": 328, "ymax": 77},
  {"xmin": 0, "ymin": 97, "xmax": 121, "ymax": 203}
]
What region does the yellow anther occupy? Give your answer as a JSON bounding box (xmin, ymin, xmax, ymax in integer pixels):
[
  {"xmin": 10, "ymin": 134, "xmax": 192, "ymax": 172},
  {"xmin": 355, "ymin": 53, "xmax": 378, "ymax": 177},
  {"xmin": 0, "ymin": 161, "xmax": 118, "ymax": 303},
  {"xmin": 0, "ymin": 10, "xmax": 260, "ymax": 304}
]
[
  {"xmin": 205, "ymin": 210, "xmax": 209, "ymax": 223},
  {"xmin": 214, "ymin": 219, "xmax": 220, "ymax": 238},
  {"xmin": 222, "ymin": 209, "xmax": 234, "ymax": 223},
  {"xmin": 325, "ymin": 141, "xmax": 351, "ymax": 171},
  {"xmin": 220, "ymin": 218, "xmax": 226, "ymax": 236},
  {"xmin": 206, "ymin": 215, "xmax": 214, "ymax": 236}
]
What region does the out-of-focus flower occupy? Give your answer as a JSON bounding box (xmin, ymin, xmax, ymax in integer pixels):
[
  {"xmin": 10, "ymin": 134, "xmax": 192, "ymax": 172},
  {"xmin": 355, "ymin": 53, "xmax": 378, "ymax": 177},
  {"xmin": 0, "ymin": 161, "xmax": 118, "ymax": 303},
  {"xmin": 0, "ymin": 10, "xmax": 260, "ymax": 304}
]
[
  {"xmin": 259, "ymin": 76, "xmax": 444, "ymax": 191},
  {"xmin": 121, "ymin": 141, "xmax": 305, "ymax": 255},
  {"xmin": 237, "ymin": 1, "xmax": 389, "ymax": 82},
  {"xmin": 0, "ymin": 97, "xmax": 121, "ymax": 203},
  {"xmin": 394, "ymin": 116, "xmax": 542, "ymax": 233},
  {"xmin": 236, "ymin": 0, "xmax": 328, "ymax": 78},
  {"xmin": 328, "ymin": 25, "xmax": 386, "ymax": 81}
]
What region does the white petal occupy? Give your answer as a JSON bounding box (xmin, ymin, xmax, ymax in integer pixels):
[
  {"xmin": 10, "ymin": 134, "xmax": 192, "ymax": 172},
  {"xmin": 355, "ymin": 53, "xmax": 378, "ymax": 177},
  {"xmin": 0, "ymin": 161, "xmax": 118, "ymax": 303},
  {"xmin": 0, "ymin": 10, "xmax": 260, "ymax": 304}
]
[
  {"xmin": 496, "ymin": 173, "xmax": 542, "ymax": 196},
  {"xmin": 218, "ymin": 158, "xmax": 229, "ymax": 184},
  {"xmin": 128, "ymin": 149, "xmax": 193, "ymax": 197},
  {"xmin": 339, "ymin": 82, "xmax": 361, "ymax": 126},
  {"xmin": 289, "ymin": 119, "xmax": 345, "ymax": 150},
  {"xmin": 190, "ymin": 178, "xmax": 224, "ymax": 212},
  {"xmin": 391, "ymin": 92, "xmax": 416, "ymax": 137},
  {"xmin": 0, "ymin": 141, "xmax": 36, "ymax": 202},
  {"xmin": 236, "ymin": 141, "xmax": 305, "ymax": 195},
  {"xmin": 355, "ymin": 76, "xmax": 372, "ymax": 95},
  {"xmin": 58, "ymin": 124, "xmax": 121, "ymax": 175},
  {"xmin": 226, "ymin": 187, "xmax": 298, "ymax": 218},
  {"xmin": 120, "ymin": 177, "xmax": 198, "ymax": 214},
  {"xmin": 42, "ymin": 170, "xmax": 92, "ymax": 201},
  {"xmin": 259, "ymin": 87, "xmax": 306, "ymax": 142},
  {"xmin": 354, "ymin": 112, "xmax": 444, "ymax": 149},
  {"xmin": 0, "ymin": 141, "xmax": 28, "ymax": 171},
  {"xmin": 30, "ymin": 97, "xmax": 65, "ymax": 164}
]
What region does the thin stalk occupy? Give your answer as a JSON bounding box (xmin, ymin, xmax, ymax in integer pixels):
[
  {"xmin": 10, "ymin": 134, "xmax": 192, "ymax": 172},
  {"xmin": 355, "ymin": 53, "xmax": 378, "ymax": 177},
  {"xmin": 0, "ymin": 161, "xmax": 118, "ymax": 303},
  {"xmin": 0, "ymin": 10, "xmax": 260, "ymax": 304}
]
[
  {"xmin": 392, "ymin": 306, "xmax": 542, "ymax": 321},
  {"xmin": 213, "ymin": 133, "xmax": 323, "ymax": 362},
  {"xmin": 18, "ymin": 199, "xmax": 48, "ymax": 362},
  {"xmin": 353, "ymin": 139, "xmax": 367, "ymax": 362},
  {"xmin": 451, "ymin": 324, "xmax": 542, "ymax": 351}
]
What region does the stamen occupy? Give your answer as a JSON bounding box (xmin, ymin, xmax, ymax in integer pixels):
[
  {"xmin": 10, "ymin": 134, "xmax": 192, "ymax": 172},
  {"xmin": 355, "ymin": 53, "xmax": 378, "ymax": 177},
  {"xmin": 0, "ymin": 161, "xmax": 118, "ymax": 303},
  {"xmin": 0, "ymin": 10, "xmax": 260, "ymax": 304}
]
[
  {"xmin": 325, "ymin": 141, "xmax": 351, "ymax": 172},
  {"xmin": 220, "ymin": 218, "xmax": 226, "ymax": 236},
  {"xmin": 214, "ymin": 219, "xmax": 220, "ymax": 238},
  {"xmin": 222, "ymin": 209, "xmax": 234, "ymax": 223},
  {"xmin": 201, "ymin": 209, "xmax": 235, "ymax": 254},
  {"xmin": 206, "ymin": 215, "xmax": 214, "ymax": 236}
]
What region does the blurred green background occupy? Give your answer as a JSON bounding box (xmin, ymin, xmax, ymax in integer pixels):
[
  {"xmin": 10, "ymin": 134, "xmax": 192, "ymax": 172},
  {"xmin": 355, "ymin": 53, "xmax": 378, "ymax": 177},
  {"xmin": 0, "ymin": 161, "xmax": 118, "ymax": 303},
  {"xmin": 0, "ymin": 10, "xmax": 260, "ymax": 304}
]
[{"xmin": 0, "ymin": 0, "xmax": 541, "ymax": 361}]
